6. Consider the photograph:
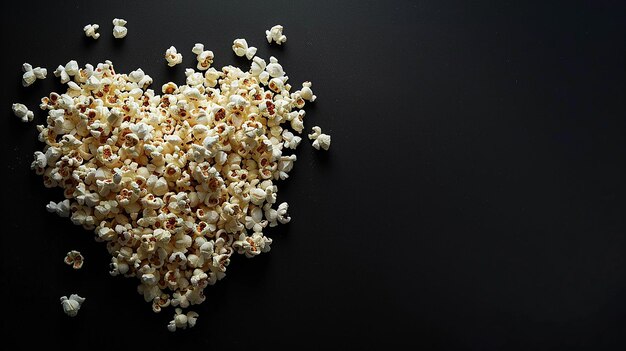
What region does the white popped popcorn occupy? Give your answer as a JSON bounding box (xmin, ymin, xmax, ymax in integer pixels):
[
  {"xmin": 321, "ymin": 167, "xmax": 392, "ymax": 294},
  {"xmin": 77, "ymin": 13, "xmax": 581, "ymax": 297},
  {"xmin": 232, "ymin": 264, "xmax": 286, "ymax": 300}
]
[
  {"xmin": 22, "ymin": 63, "xmax": 47, "ymax": 87},
  {"xmin": 191, "ymin": 43, "xmax": 204, "ymax": 55},
  {"xmin": 282, "ymin": 130, "xmax": 302, "ymax": 149},
  {"xmin": 167, "ymin": 308, "xmax": 198, "ymax": 332},
  {"xmin": 128, "ymin": 68, "xmax": 153, "ymax": 88},
  {"xmin": 64, "ymin": 250, "xmax": 84, "ymax": 269},
  {"xmin": 191, "ymin": 43, "xmax": 214, "ymax": 71},
  {"xmin": 232, "ymin": 39, "xmax": 257, "ymax": 60},
  {"xmin": 112, "ymin": 18, "xmax": 127, "ymax": 38},
  {"xmin": 60, "ymin": 294, "xmax": 86, "ymax": 317},
  {"xmin": 165, "ymin": 46, "xmax": 183, "ymax": 67},
  {"xmin": 266, "ymin": 56, "xmax": 284, "ymax": 78},
  {"xmin": 83, "ymin": 24, "xmax": 100, "ymax": 39},
  {"xmin": 53, "ymin": 60, "xmax": 79, "ymax": 84},
  {"xmin": 299, "ymin": 81, "xmax": 317, "ymax": 102},
  {"xmin": 46, "ymin": 199, "xmax": 71, "ymax": 217},
  {"xmin": 250, "ymin": 56, "xmax": 266, "ymax": 76},
  {"xmin": 30, "ymin": 24, "xmax": 331, "ymax": 329},
  {"xmin": 12, "ymin": 103, "xmax": 34, "ymax": 122},
  {"xmin": 265, "ymin": 24, "xmax": 287, "ymax": 45},
  {"xmin": 308, "ymin": 126, "xmax": 331, "ymax": 151}
]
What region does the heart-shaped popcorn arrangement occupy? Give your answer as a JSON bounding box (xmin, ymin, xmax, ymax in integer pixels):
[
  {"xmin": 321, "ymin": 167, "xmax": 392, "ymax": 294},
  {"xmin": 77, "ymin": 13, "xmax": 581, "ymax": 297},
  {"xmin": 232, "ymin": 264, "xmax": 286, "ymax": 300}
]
[{"xmin": 27, "ymin": 25, "xmax": 329, "ymax": 329}]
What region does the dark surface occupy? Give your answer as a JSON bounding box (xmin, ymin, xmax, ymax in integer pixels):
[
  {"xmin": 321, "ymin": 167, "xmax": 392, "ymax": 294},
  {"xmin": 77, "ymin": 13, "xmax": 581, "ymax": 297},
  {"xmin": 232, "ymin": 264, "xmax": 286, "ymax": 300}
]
[{"xmin": 1, "ymin": 0, "xmax": 625, "ymax": 349}]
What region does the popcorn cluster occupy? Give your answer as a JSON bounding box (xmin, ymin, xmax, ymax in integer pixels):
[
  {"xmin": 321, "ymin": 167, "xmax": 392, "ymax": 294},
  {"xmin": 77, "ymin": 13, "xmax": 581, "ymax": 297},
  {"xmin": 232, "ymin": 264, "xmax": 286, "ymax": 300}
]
[{"xmin": 32, "ymin": 50, "xmax": 320, "ymax": 326}]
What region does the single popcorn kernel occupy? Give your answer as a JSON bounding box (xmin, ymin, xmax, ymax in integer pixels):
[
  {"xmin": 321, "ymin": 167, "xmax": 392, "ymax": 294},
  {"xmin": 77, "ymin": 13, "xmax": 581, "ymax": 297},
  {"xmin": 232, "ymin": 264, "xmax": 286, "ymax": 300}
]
[
  {"xmin": 60, "ymin": 294, "xmax": 85, "ymax": 317},
  {"xmin": 265, "ymin": 24, "xmax": 287, "ymax": 45},
  {"xmin": 232, "ymin": 38, "xmax": 257, "ymax": 60},
  {"xmin": 308, "ymin": 126, "xmax": 331, "ymax": 151},
  {"xmin": 22, "ymin": 63, "xmax": 47, "ymax": 87},
  {"xmin": 112, "ymin": 18, "xmax": 127, "ymax": 39},
  {"xmin": 12, "ymin": 103, "xmax": 34, "ymax": 122},
  {"xmin": 64, "ymin": 250, "xmax": 84, "ymax": 269},
  {"xmin": 165, "ymin": 46, "xmax": 183, "ymax": 67},
  {"xmin": 83, "ymin": 24, "xmax": 100, "ymax": 39}
]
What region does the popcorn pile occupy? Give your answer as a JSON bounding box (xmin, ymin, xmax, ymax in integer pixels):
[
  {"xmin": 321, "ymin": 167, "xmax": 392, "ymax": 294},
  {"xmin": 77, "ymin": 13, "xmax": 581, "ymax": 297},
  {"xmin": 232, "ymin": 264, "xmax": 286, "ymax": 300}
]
[{"xmin": 30, "ymin": 35, "xmax": 326, "ymax": 329}]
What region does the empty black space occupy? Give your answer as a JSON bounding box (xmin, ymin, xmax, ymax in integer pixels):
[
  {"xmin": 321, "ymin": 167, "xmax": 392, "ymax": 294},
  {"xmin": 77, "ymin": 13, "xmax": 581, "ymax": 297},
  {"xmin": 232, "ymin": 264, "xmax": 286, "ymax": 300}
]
[{"xmin": 1, "ymin": 1, "xmax": 625, "ymax": 349}]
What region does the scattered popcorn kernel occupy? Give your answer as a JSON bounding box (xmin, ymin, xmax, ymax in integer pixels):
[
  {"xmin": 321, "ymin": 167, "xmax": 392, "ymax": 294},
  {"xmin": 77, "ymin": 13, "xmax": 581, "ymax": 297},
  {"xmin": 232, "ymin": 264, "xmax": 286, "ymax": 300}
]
[
  {"xmin": 22, "ymin": 63, "xmax": 47, "ymax": 87},
  {"xmin": 299, "ymin": 81, "xmax": 317, "ymax": 102},
  {"xmin": 192, "ymin": 43, "xmax": 204, "ymax": 55},
  {"xmin": 112, "ymin": 18, "xmax": 127, "ymax": 26},
  {"xmin": 232, "ymin": 38, "xmax": 257, "ymax": 60},
  {"xmin": 165, "ymin": 46, "xmax": 183, "ymax": 67},
  {"xmin": 53, "ymin": 60, "xmax": 79, "ymax": 84},
  {"xmin": 12, "ymin": 103, "xmax": 34, "ymax": 122},
  {"xmin": 83, "ymin": 24, "xmax": 100, "ymax": 39},
  {"xmin": 112, "ymin": 18, "xmax": 128, "ymax": 38},
  {"xmin": 191, "ymin": 43, "xmax": 214, "ymax": 71},
  {"xmin": 60, "ymin": 294, "xmax": 85, "ymax": 317},
  {"xmin": 64, "ymin": 250, "xmax": 84, "ymax": 269},
  {"xmin": 167, "ymin": 308, "xmax": 198, "ymax": 332},
  {"xmin": 46, "ymin": 199, "xmax": 71, "ymax": 217},
  {"xmin": 265, "ymin": 24, "xmax": 287, "ymax": 45},
  {"xmin": 308, "ymin": 126, "xmax": 331, "ymax": 151}
]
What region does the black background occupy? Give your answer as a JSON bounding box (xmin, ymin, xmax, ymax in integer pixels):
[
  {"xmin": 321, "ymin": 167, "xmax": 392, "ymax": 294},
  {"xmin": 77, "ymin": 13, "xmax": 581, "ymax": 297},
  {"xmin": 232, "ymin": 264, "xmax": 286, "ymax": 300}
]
[{"xmin": 1, "ymin": 0, "xmax": 625, "ymax": 349}]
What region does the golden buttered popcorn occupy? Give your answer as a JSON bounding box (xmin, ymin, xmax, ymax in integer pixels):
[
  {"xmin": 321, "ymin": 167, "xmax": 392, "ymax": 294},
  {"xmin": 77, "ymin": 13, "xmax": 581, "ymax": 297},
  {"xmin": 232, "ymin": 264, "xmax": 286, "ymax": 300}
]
[{"xmin": 19, "ymin": 23, "xmax": 331, "ymax": 331}]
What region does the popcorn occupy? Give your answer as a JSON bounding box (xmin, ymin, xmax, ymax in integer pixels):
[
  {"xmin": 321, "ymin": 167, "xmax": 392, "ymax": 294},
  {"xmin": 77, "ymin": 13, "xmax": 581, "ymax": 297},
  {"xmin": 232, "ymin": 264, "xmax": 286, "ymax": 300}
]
[
  {"xmin": 31, "ymin": 32, "xmax": 329, "ymax": 329},
  {"xmin": 60, "ymin": 294, "xmax": 85, "ymax": 317},
  {"xmin": 282, "ymin": 130, "xmax": 302, "ymax": 149},
  {"xmin": 299, "ymin": 82, "xmax": 317, "ymax": 102},
  {"xmin": 265, "ymin": 24, "xmax": 287, "ymax": 45},
  {"xmin": 232, "ymin": 39, "xmax": 257, "ymax": 60},
  {"xmin": 128, "ymin": 68, "xmax": 153, "ymax": 88},
  {"xmin": 167, "ymin": 308, "xmax": 198, "ymax": 332},
  {"xmin": 276, "ymin": 202, "xmax": 291, "ymax": 224},
  {"xmin": 12, "ymin": 103, "xmax": 34, "ymax": 122},
  {"xmin": 266, "ymin": 56, "xmax": 284, "ymax": 78},
  {"xmin": 191, "ymin": 43, "xmax": 204, "ymax": 55},
  {"xmin": 64, "ymin": 250, "xmax": 84, "ymax": 269},
  {"xmin": 22, "ymin": 63, "xmax": 47, "ymax": 87},
  {"xmin": 112, "ymin": 18, "xmax": 127, "ymax": 38},
  {"xmin": 250, "ymin": 57, "xmax": 266, "ymax": 76},
  {"xmin": 308, "ymin": 126, "xmax": 331, "ymax": 151},
  {"xmin": 53, "ymin": 60, "xmax": 79, "ymax": 84},
  {"xmin": 165, "ymin": 46, "xmax": 183, "ymax": 67},
  {"xmin": 47, "ymin": 199, "xmax": 71, "ymax": 217},
  {"xmin": 289, "ymin": 110, "xmax": 305, "ymax": 133},
  {"xmin": 83, "ymin": 24, "xmax": 100, "ymax": 39},
  {"xmin": 191, "ymin": 43, "xmax": 214, "ymax": 71},
  {"xmin": 30, "ymin": 151, "xmax": 47, "ymax": 174}
]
